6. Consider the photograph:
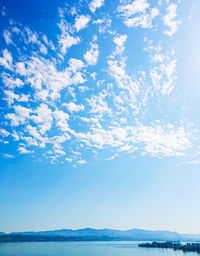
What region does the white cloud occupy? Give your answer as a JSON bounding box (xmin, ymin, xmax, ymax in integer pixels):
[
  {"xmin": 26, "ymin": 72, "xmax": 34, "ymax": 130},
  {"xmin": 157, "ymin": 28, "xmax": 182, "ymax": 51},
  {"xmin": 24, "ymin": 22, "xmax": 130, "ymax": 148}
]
[
  {"xmin": 87, "ymin": 92, "xmax": 111, "ymax": 115},
  {"xmin": 2, "ymin": 153, "xmax": 15, "ymax": 159},
  {"xmin": 2, "ymin": 73, "xmax": 24, "ymax": 89},
  {"xmin": 31, "ymin": 104, "xmax": 53, "ymax": 134},
  {"xmin": 118, "ymin": 0, "xmax": 159, "ymax": 28},
  {"xmin": 84, "ymin": 41, "xmax": 99, "ymax": 65},
  {"xmin": 54, "ymin": 110, "xmax": 70, "ymax": 132},
  {"xmin": 0, "ymin": 49, "xmax": 13, "ymax": 70},
  {"xmin": 131, "ymin": 123, "xmax": 190, "ymax": 157},
  {"xmin": 77, "ymin": 159, "xmax": 87, "ymax": 164},
  {"xmin": 108, "ymin": 58, "xmax": 139, "ymax": 107},
  {"xmin": 15, "ymin": 105, "xmax": 31, "ymax": 118},
  {"xmin": 42, "ymin": 34, "xmax": 55, "ymax": 51},
  {"xmin": 74, "ymin": 15, "xmax": 91, "ymax": 32},
  {"xmin": 150, "ymin": 57, "xmax": 177, "ymax": 95},
  {"xmin": 5, "ymin": 105, "xmax": 31, "ymax": 126},
  {"xmin": 75, "ymin": 123, "xmax": 190, "ymax": 157},
  {"xmin": 160, "ymin": 59, "xmax": 177, "ymax": 95},
  {"xmin": 65, "ymin": 157, "xmax": 73, "ymax": 162},
  {"xmin": 16, "ymin": 62, "xmax": 27, "ymax": 76},
  {"xmin": 1, "ymin": 6, "xmax": 6, "ymax": 16},
  {"xmin": 18, "ymin": 146, "xmax": 34, "ymax": 154},
  {"xmin": 12, "ymin": 131, "xmax": 20, "ymax": 141},
  {"xmin": 89, "ymin": 0, "xmax": 104, "ymax": 13},
  {"xmin": 0, "ymin": 129, "xmax": 10, "ymax": 137},
  {"xmin": 184, "ymin": 160, "xmax": 200, "ymax": 165},
  {"xmin": 164, "ymin": 3, "xmax": 180, "ymax": 36},
  {"xmin": 93, "ymin": 16, "xmax": 112, "ymax": 34},
  {"xmin": 4, "ymin": 90, "xmax": 29, "ymax": 105},
  {"xmin": 68, "ymin": 58, "xmax": 85, "ymax": 72},
  {"xmin": 118, "ymin": 0, "xmax": 149, "ymax": 17},
  {"xmin": 19, "ymin": 27, "xmax": 49, "ymax": 55},
  {"xmin": 124, "ymin": 8, "xmax": 159, "ymax": 28},
  {"xmin": 54, "ymin": 148, "xmax": 66, "ymax": 156},
  {"xmin": 25, "ymin": 125, "xmax": 47, "ymax": 148},
  {"xmin": 63, "ymin": 102, "xmax": 85, "ymax": 112},
  {"xmin": 13, "ymin": 55, "xmax": 85, "ymax": 101},
  {"xmin": 3, "ymin": 30, "xmax": 13, "ymax": 45},
  {"xmin": 39, "ymin": 44, "xmax": 48, "ymax": 55},
  {"xmin": 58, "ymin": 18, "xmax": 80, "ymax": 55},
  {"xmin": 93, "ymin": 19, "xmax": 104, "ymax": 24},
  {"xmin": 113, "ymin": 34, "xmax": 127, "ymax": 54},
  {"xmin": 24, "ymin": 27, "xmax": 38, "ymax": 44},
  {"xmin": 59, "ymin": 33, "xmax": 80, "ymax": 55}
]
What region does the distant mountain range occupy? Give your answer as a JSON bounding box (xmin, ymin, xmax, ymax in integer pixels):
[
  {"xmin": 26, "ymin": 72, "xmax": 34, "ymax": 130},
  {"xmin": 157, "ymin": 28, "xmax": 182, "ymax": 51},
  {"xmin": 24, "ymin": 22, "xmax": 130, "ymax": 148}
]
[{"xmin": 1, "ymin": 228, "xmax": 200, "ymax": 242}]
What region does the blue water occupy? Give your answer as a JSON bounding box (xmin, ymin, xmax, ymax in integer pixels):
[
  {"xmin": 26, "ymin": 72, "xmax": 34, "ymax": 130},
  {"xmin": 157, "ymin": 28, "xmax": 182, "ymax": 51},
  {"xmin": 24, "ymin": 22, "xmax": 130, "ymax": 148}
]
[{"xmin": 0, "ymin": 241, "xmax": 198, "ymax": 256}]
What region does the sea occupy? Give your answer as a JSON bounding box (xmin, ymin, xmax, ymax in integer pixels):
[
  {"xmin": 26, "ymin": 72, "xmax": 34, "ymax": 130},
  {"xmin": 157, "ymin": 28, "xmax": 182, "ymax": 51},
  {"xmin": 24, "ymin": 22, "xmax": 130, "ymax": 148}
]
[{"xmin": 0, "ymin": 241, "xmax": 198, "ymax": 256}]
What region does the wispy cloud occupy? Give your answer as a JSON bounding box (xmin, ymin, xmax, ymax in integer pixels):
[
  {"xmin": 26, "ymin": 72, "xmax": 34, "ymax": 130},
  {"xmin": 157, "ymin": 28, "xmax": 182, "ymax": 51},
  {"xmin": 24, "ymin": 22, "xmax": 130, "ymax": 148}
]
[
  {"xmin": 164, "ymin": 3, "xmax": 180, "ymax": 36},
  {"xmin": 1, "ymin": 153, "xmax": 15, "ymax": 159}
]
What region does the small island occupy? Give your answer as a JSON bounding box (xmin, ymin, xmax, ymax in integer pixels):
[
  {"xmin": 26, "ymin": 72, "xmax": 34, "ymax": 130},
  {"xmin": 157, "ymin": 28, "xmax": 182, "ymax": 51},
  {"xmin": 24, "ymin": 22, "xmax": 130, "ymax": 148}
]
[{"xmin": 139, "ymin": 241, "xmax": 200, "ymax": 253}]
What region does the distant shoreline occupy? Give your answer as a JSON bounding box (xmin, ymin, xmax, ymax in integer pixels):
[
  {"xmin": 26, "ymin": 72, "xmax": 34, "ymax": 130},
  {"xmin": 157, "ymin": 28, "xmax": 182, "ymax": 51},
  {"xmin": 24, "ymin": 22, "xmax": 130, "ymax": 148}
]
[
  {"xmin": 0, "ymin": 235, "xmax": 141, "ymax": 243},
  {"xmin": 1, "ymin": 235, "xmax": 200, "ymax": 245},
  {"xmin": 0, "ymin": 235, "xmax": 118, "ymax": 243},
  {"xmin": 139, "ymin": 241, "xmax": 200, "ymax": 253}
]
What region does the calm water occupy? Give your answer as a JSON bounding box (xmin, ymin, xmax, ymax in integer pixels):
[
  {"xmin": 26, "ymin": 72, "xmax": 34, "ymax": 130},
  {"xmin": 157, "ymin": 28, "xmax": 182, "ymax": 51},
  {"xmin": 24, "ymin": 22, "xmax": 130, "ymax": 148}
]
[{"xmin": 0, "ymin": 241, "xmax": 198, "ymax": 256}]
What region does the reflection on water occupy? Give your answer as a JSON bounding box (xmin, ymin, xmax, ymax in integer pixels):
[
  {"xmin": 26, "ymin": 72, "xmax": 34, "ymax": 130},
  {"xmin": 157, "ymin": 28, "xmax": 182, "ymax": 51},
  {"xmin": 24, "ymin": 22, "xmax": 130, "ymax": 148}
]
[{"xmin": 0, "ymin": 241, "xmax": 198, "ymax": 256}]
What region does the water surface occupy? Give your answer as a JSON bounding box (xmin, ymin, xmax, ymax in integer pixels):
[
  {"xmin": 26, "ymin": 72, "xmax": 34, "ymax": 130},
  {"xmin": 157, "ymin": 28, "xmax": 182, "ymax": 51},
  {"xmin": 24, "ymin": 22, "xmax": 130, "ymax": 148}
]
[{"xmin": 0, "ymin": 241, "xmax": 198, "ymax": 256}]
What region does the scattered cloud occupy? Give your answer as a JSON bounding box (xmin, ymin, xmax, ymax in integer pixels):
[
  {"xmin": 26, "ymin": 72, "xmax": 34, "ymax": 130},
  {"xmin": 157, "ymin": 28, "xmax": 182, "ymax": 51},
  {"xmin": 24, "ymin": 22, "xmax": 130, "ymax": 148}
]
[
  {"xmin": 65, "ymin": 157, "xmax": 73, "ymax": 162},
  {"xmin": 3, "ymin": 90, "xmax": 29, "ymax": 105},
  {"xmin": 113, "ymin": 34, "xmax": 127, "ymax": 55},
  {"xmin": 77, "ymin": 159, "xmax": 87, "ymax": 164},
  {"xmin": 0, "ymin": 129, "xmax": 10, "ymax": 137},
  {"xmin": 5, "ymin": 105, "xmax": 32, "ymax": 126},
  {"xmin": 1, "ymin": 153, "xmax": 15, "ymax": 159},
  {"xmin": 58, "ymin": 18, "xmax": 80, "ymax": 55},
  {"xmin": 184, "ymin": 160, "xmax": 200, "ymax": 165},
  {"xmin": 63, "ymin": 102, "xmax": 85, "ymax": 113},
  {"xmin": 0, "ymin": 49, "xmax": 13, "ymax": 70},
  {"xmin": 118, "ymin": 0, "xmax": 159, "ymax": 28},
  {"xmin": 59, "ymin": 33, "xmax": 80, "ymax": 55},
  {"xmin": 31, "ymin": 104, "xmax": 53, "ymax": 134},
  {"xmin": 74, "ymin": 15, "xmax": 91, "ymax": 32},
  {"xmin": 18, "ymin": 146, "xmax": 34, "ymax": 154},
  {"xmin": 118, "ymin": 0, "xmax": 149, "ymax": 17},
  {"xmin": 89, "ymin": 0, "xmax": 104, "ymax": 13},
  {"xmin": 54, "ymin": 110, "xmax": 70, "ymax": 132},
  {"xmin": 3, "ymin": 30, "xmax": 13, "ymax": 45},
  {"xmin": 84, "ymin": 40, "xmax": 99, "ymax": 65},
  {"xmin": 74, "ymin": 122, "xmax": 190, "ymax": 157},
  {"xmin": 1, "ymin": 6, "xmax": 7, "ymax": 17},
  {"xmin": 164, "ymin": 3, "xmax": 180, "ymax": 36}
]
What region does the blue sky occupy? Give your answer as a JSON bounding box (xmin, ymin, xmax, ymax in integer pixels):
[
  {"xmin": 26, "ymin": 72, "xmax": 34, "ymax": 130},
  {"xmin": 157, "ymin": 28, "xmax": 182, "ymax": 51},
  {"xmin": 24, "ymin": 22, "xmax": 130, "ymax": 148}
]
[{"xmin": 0, "ymin": 0, "xmax": 200, "ymax": 233}]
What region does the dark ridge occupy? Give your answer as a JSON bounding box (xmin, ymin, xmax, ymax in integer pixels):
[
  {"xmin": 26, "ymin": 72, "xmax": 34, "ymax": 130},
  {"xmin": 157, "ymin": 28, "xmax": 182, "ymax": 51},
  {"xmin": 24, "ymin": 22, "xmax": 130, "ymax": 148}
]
[
  {"xmin": 139, "ymin": 241, "xmax": 200, "ymax": 253},
  {"xmin": 0, "ymin": 235, "xmax": 122, "ymax": 243}
]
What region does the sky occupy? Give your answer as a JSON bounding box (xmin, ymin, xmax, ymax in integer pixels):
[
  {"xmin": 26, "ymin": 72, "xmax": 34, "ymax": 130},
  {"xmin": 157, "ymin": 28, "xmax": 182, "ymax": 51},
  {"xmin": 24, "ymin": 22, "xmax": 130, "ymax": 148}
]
[{"xmin": 0, "ymin": 0, "xmax": 200, "ymax": 234}]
